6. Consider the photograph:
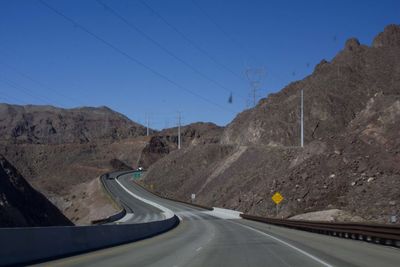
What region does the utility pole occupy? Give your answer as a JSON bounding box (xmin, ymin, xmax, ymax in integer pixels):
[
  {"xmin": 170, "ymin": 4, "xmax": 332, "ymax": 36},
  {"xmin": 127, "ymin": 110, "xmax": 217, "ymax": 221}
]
[
  {"xmin": 300, "ymin": 89, "xmax": 304, "ymax": 148},
  {"xmin": 146, "ymin": 114, "xmax": 149, "ymax": 136},
  {"xmin": 245, "ymin": 67, "xmax": 266, "ymax": 107},
  {"xmin": 177, "ymin": 112, "xmax": 181, "ymax": 150}
]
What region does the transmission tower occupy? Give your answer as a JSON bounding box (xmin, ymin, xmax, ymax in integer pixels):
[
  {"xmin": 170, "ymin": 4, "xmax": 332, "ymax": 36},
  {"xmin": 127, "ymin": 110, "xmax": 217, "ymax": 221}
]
[{"xmin": 245, "ymin": 67, "xmax": 266, "ymax": 107}]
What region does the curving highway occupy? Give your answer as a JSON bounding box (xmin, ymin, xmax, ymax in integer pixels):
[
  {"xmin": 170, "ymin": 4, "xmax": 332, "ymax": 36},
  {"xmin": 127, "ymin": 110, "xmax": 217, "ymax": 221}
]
[{"xmin": 35, "ymin": 172, "xmax": 400, "ymax": 267}]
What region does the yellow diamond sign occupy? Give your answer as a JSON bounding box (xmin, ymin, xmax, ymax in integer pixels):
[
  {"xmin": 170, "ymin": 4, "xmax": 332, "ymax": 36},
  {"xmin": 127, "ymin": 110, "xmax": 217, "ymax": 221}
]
[{"xmin": 272, "ymin": 192, "xmax": 284, "ymax": 205}]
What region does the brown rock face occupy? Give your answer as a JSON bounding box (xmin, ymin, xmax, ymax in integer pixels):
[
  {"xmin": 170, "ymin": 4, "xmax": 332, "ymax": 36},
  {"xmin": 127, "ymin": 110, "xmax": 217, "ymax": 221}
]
[
  {"xmin": 345, "ymin": 38, "xmax": 361, "ymax": 51},
  {"xmin": 0, "ymin": 154, "xmax": 73, "ymax": 227},
  {"xmin": 372, "ymin": 24, "xmax": 400, "ymax": 48}
]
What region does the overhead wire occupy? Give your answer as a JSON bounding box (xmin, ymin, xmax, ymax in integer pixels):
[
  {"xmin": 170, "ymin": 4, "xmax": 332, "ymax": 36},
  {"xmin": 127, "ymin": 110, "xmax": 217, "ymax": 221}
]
[
  {"xmin": 96, "ymin": 0, "xmax": 244, "ymax": 101},
  {"xmin": 191, "ymin": 0, "xmax": 261, "ymax": 66},
  {"xmin": 38, "ymin": 0, "xmax": 234, "ymax": 113},
  {"xmin": 0, "ymin": 76, "xmax": 61, "ymax": 106},
  {"xmin": 138, "ymin": 0, "xmax": 246, "ymax": 84},
  {"xmin": 0, "ymin": 60, "xmax": 85, "ymax": 107},
  {"xmin": 0, "ymin": 89, "xmax": 28, "ymax": 105}
]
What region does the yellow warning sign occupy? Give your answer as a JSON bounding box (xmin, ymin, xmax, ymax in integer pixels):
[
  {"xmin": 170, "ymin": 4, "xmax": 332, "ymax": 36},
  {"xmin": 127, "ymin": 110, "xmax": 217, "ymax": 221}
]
[{"xmin": 272, "ymin": 192, "xmax": 284, "ymax": 205}]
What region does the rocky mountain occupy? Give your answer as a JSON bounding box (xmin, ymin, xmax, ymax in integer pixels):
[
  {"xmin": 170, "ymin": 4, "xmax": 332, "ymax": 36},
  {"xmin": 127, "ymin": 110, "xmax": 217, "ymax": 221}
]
[
  {"xmin": 0, "ymin": 105, "xmax": 150, "ymax": 224},
  {"xmin": 143, "ymin": 24, "xmax": 400, "ymax": 223},
  {"xmin": 0, "ymin": 104, "xmax": 147, "ymax": 144},
  {"xmin": 222, "ymin": 25, "xmax": 400, "ymax": 146},
  {"xmin": 0, "ymin": 154, "xmax": 72, "ymax": 227}
]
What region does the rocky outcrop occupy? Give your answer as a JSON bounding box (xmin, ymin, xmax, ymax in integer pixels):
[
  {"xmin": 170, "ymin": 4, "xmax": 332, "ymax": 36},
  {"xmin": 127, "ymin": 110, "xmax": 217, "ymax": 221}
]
[
  {"xmin": 0, "ymin": 154, "xmax": 72, "ymax": 227},
  {"xmin": 137, "ymin": 122, "xmax": 223, "ymax": 168},
  {"xmin": 372, "ymin": 24, "xmax": 400, "ymax": 48}
]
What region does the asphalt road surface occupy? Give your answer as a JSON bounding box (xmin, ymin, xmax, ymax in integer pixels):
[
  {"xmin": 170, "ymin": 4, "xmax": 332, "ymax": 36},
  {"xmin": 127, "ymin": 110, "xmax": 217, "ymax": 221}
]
[{"xmin": 35, "ymin": 172, "xmax": 400, "ymax": 267}]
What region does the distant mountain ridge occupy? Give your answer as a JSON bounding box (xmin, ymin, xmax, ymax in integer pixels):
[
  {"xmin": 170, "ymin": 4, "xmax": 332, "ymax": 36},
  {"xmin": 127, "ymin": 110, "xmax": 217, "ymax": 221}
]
[{"xmin": 0, "ymin": 104, "xmax": 147, "ymax": 144}]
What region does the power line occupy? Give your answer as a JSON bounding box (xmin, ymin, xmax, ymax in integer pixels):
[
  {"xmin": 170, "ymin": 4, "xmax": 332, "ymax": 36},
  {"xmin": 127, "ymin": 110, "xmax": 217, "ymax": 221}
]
[
  {"xmin": 0, "ymin": 90, "xmax": 28, "ymax": 105},
  {"xmin": 0, "ymin": 76, "xmax": 60, "ymax": 106},
  {"xmin": 191, "ymin": 0, "xmax": 260, "ymax": 65},
  {"xmin": 138, "ymin": 0, "xmax": 246, "ymax": 84},
  {"xmin": 0, "ymin": 60, "xmax": 85, "ymax": 107},
  {"xmin": 38, "ymin": 0, "xmax": 233, "ymax": 113},
  {"xmin": 97, "ymin": 0, "xmax": 240, "ymax": 100}
]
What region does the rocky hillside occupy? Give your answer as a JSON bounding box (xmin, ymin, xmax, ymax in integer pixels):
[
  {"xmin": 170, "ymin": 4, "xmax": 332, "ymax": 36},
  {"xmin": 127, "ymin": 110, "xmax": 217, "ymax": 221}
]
[
  {"xmin": 138, "ymin": 122, "xmax": 223, "ymax": 168},
  {"xmin": 0, "ymin": 154, "xmax": 72, "ymax": 227},
  {"xmin": 0, "ymin": 104, "xmax": 147, "ymax": 144},
  {"xmin": 222, "ymin": 25, "xmax": 400, "ymax": 146},
  {"xmin": 0, "ymin": 105, "xmax": 150, "ymax": 224},
  {"xmin": 144, "ymin": 24, "xmax": 400, "ymax": 223}
]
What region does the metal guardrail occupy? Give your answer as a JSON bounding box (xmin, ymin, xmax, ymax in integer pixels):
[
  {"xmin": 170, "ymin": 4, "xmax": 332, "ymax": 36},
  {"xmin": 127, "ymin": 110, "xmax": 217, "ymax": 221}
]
[
  {"xmin": 160, "ymin": 195, "xmax": 214, "ymax": 211},
  {"xmin": 241, "ymin": 214, "xmax": 400, "ymax": 247},
  {"xmin": 133, "ymin": 180, "xmax": 214, "ymax": 211}
]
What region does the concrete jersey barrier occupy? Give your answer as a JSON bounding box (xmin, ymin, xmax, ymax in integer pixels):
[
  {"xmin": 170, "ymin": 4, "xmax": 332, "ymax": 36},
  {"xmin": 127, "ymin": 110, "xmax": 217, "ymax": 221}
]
[{"xmin": 0, "ymin": 216, "xmax": 179, "ymax": 266}]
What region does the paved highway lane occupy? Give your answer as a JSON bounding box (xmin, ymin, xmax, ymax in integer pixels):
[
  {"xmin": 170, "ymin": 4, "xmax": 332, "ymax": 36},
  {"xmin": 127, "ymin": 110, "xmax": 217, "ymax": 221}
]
[
  {"xmin": 101, "ymin": 172, "xmax": 165, "ymax": 223},
  {"xmin": 35, "ymin": 172, "xmax": 400, "ymax": 267}
]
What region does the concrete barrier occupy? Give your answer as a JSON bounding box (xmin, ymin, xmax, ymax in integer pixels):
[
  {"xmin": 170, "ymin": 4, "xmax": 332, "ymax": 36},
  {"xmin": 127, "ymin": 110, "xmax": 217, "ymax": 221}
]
[
  {"xmin": 0, "ymin": 215, "xmax": 179, "ymax": 266},
  {"xmin": 91, "ymin": 208, "xmax": 126, "ymax": 224}
]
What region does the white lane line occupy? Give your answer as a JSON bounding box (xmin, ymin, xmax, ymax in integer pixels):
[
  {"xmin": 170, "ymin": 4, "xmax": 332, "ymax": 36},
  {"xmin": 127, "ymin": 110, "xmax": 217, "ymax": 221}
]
[
  {"xmin": 230, "ymin": 221, "xmax": 333, "ymax": 267},
  {"xmin": 195, "ymin": 247, "xmax": 203, "ymax": 252},
  {"xmin": 115, "ymin": 213, "xmax": 134, "ymax": 223},
  {"xmin": 202, "ymin": 207, "xmax": 242, "ymax": 219},
  {"xmin": 143, "ymin": 213, "xmax": 150, "ymax": 222},
  {"xmin": 115, "ymin": 178, "xmax": 175, "ymax": 220},
  {"xmin": 133, "ymin": 214, "xmax": 143, "ymax": 223}
]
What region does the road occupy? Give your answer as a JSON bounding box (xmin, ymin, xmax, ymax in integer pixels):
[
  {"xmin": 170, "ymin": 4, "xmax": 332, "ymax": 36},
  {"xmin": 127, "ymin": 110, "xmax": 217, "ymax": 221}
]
[
  {"xmin": 102, "ymin": 171, "xmax": 165, "ymax": 223},
  {"xmin": 36, "ymin": 172, "xmax": 400, "ymax": 267}
]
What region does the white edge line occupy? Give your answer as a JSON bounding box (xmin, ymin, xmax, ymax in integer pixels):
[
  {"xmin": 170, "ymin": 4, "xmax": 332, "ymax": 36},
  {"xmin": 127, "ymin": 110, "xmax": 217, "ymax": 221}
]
[
  {"xmin": 116, "ymin": 213, "xmax": 134, "ymax": 223},
  {"xmin": 230, "ymin": 221, "xmax": 333, "ymax": 267},
  {"xmin": 115, "ymin": 178, "xmax": 176, "ymax": 220}
]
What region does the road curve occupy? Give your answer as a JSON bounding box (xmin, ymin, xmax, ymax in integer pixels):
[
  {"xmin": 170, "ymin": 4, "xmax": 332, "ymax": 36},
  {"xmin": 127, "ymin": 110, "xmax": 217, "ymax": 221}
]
[{"xmin": 35, "ymin": 172, "xmax": 400, "ymax": 267}]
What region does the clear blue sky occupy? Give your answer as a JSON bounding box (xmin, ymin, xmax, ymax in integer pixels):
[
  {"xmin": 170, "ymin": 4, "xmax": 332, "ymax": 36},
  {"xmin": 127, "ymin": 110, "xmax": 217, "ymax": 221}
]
[{"xmin": 0, "ymin": 0, "xmax": 399, "ymax": 129}]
